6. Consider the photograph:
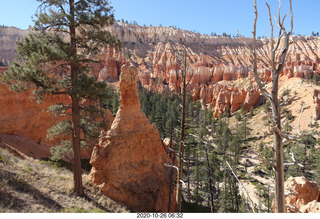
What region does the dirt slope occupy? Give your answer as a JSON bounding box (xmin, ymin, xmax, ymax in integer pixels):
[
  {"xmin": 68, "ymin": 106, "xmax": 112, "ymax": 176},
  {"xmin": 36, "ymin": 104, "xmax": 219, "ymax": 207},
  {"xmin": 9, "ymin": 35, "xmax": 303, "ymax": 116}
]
[{"xmin": 0, "ymin": 146, "xmax": 129, "ymax": 213}]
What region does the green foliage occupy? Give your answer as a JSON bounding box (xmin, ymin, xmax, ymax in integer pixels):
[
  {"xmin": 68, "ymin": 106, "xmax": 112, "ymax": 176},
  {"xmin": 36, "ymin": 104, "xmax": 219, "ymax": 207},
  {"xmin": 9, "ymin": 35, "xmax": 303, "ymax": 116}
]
[
  {"xmin": 1, "ymin": 0, "xmax": 122, "ymax": 163},
  {"xmin": 22, "ymin": 166, "xmax": 34, "ymax": 174},
  {"xmin": 248, "ymin": 106, "xmax": 254, "ymax": 118},
  {"xmin": 90, "ymin": 208, "xmax": 107, "ymax": 213},
  {"xmin": 263, "ymin": 100, "xmax": 271, "ymax": 112},
  {"xmin": 60, "ymin": 206, "xmax": 88, "ymax": 213},
  {"xmin": 281, "ymin": 87, "xmax": 291, "ymax": 98},
  {"xmin": 285, "ymin": 132, "xmax": 318, "ymax": 181},
  {"xmin": 101, "ymin": 85, "xmax": 120, "ymax": 114},
  {"xmin": 50, "ymin": 141, "xmax": 73, "ymax": 161},
  {"xmin": 313, "ymin": 73, "xmax": 320, "ymax": 85},
  {"xmin": 47, "ymin": 121, "xmax": 72, "ymax": 140},
  {"xmin": 40, "ymin": 158, "xmax": 73, "ymax": 170},
  {"xmin": 181, "ymin": 201, "xmax": 210, "ymax": 212},
  {"xmin": 137, "ymin": 83, "xmax": 181, "ymax": 139},
  {"xmin": 255, "ymin": 183, "xmax": 273, "ymax": 212},
  {"xmin": 0, "ymin": 154, "xmax": 12, "ymax": 165}
]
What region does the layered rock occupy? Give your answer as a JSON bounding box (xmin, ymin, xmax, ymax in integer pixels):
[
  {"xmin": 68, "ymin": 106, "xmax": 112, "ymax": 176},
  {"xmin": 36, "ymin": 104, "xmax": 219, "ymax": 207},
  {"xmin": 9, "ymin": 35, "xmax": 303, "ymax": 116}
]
[
  {"xmin": 0, "ymin": 80, "xmax": 113, "ymax": 158},
  {"xmin": 98, "ymin": 46, "xmax": 126, "ymax": 82},
  {"xmin": 273, "ymin": 176, "xmax": 320, "ymax": 212},
  {"xmin": 3, "ymin": 24, "xmax": 320, "ymax": 117},
  {"xmin": 244, "ymin": 86, "xmax": 261, "ymax": 111},
  {"xmin": 90, "ymin": 65, "xmax": 175, "ymax": 212},
  {"xmin": 0, "ymin": 85, "xmax": 69, "ymax": 145},
  {"xmin": 284, "ymin": 176, "xmax": 319, "ymax": 212},
  {"xmin": 210, "ymin": 83, "xmax": 260, "ymax": 117}
]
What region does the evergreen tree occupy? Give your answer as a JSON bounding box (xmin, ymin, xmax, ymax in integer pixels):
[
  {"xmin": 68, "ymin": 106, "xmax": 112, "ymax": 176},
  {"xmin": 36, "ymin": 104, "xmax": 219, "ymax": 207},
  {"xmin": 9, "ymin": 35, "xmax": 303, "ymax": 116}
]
[{"xmin": 1, "ymin": 0, "xmax": 121, "ymax": 195}]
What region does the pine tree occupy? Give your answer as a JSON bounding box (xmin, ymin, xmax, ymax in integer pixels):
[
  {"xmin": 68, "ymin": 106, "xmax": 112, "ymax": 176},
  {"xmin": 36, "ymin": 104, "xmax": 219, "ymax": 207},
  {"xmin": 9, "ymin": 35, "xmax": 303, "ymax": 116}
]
[{"xmin": 1, "ymin": 0, "xmax": 121, "ymax": 195}]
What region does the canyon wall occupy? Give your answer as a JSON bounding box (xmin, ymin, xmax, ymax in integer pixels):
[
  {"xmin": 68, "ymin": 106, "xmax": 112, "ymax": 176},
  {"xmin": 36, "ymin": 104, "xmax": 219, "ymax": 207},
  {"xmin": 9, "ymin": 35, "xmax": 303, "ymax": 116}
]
[
  {"xmin": 1, "ymin": 23, "xmax": 320, "ymax": 142},
  {"xmin": 100, "ymin": 23, "xmax": 320, "ymax": 117}
]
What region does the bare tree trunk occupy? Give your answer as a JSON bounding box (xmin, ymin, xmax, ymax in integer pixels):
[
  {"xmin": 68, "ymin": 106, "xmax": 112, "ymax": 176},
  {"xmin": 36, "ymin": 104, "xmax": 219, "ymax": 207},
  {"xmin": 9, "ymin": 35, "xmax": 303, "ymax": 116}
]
[
  {"xmin": 176, "ymin": 46, "xmax": 187, "ymax": 212},
  {"xmin": 69, "ymin": 0, "xmax": 83, "ymax": 196},
  {"xmin": 204, "ymin": 144, "xmax": 214, "ymax": 212},
  {"xmin": 272, "ymin": 94, "xmax": 285, "ymax": 212},
  {"xmin": 167, "ymin": 123, "xmax": 174, "ymax": 212},
  {"xmin": 250, "ymin": 0, "xmax": 293, "ymax": 212},
  {"xmin": 187, "ymin": 149, "xmax": 191, "ymax": 203}
]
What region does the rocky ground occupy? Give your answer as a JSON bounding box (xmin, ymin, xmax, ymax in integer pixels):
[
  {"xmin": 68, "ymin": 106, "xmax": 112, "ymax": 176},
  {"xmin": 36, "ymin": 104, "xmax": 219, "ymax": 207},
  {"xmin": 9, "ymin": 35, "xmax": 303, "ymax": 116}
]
[{"xmin": 0, "ymin": 145, "xmax": 129, "ymax": 213}]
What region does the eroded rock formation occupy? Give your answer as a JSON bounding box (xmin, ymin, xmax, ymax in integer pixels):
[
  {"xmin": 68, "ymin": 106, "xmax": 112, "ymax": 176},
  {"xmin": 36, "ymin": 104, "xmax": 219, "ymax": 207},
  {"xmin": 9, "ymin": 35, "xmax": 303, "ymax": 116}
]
[
  {"xmin": 301, "ymin": 200, "xmax": 320, "ymax": 213},
  {"xmin": 272, "ymin": 176, "xmax": 320, "ymax": 213},
  {"xmin": 3, "ymin": 24, "xmax": 320, "ymax": 117},
  {"xmin": 90, "ymin": 65, "xmax": 175, "ymax": 212},
  {"xmin": 284, "ymin": 176, "xmax": 319, "ymax": 212},
  {"xmin": 0, "ymin": 81, "xmax": 113, "ymax": 158},
  {"xmin": 0, "ymin": 85, "xmax": 69, "ymax": 145},
  {"xmin": 313, "ymin": 89, "xmax": 320, "ymax": 121}
]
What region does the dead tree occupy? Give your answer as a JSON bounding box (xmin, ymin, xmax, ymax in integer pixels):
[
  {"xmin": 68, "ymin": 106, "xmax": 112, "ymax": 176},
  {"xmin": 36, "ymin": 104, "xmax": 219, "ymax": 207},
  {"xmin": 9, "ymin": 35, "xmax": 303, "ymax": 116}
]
[
  {"xmin": 251, "ymin": 0, "xmax": 293, "ymax": 213},
  {"xmin": 176, "ymin": 42, "xmax": 188, "ymax": 212}
]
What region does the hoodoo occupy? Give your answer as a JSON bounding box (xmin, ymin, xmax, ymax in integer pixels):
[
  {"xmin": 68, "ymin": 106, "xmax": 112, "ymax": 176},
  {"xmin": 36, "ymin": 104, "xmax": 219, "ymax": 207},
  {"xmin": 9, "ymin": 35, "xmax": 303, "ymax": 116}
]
[{"xmin": 90, "ymin": 65, "xmax": 175, "ymax": 212}]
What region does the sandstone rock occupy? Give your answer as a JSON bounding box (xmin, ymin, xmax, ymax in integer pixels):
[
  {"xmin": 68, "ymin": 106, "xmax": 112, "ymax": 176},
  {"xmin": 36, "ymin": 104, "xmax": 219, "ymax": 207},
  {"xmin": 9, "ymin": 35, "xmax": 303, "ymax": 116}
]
[
  {"xmin": 284, "ymin": 176, "xmax": 319, "ymax": 212},
  {"xmin": 168, "ymin": 69, "xmax": 179, "ymax": 92},
  {"xmin": 191, "ymin": 83, "xmax": 200, "ymax": 101},
  {"xmin": 313, "ymin": 89, "xmax": 320, "ymax": 121},
  {"xmin": 230, "ymin": 87, "xmax": 246, "ymax": 113},
  {"xmin": 213, "ymin": 65, "xmax": 224, "ymax": 82},
  {"xmin": 0, "ymin": 85, "xmax": 69, "ymax": 145},
  {"xmin": 301, "ymin": 200, "xmax": 320, "ymax": 213},
  {"xmin": 198, "ymin": 66, "xmax": 212, "ymax": 84},
  {"xmin": 214, "ymin": 86, "xmax": 231, "ymax": 117},
  {"xmin": 244, "ymin": 86, "xmax": 260, "ymax": 111},
  {"xmin": 98, "ymin": 57, "xmax": 120, "ymax": 82},
  {"xmin": 5, "ymin": 24, "xmax": 320, "ymax": 121},
  {"xmin": 90, "ymin": 65, "xmax": 175, "ymax": 212},
  {"xmin": 139, "ymin": 70, "xmax": 151, "ymax": 86},
  {"xmin": 162, "ymin": 137, "xmax": 171, "ymax": 153},
  {"xmin": 211, "ymin": 84, "xmax": 224, "ymax": 107}
]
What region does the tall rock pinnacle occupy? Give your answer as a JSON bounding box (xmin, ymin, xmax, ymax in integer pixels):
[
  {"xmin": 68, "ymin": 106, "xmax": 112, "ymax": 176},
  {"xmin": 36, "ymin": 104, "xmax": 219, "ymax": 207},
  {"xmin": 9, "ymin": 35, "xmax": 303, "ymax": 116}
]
[{"xmin": 90, "ymin": 65, "xmax": 175, "ymax": 212}]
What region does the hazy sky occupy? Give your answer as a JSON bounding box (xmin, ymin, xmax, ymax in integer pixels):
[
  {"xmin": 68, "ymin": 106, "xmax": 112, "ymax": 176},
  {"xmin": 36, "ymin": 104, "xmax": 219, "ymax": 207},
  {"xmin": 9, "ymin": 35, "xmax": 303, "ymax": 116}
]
[{"xmin": 1, "ymin": 0, "xmax": 319, "ymax": 37}]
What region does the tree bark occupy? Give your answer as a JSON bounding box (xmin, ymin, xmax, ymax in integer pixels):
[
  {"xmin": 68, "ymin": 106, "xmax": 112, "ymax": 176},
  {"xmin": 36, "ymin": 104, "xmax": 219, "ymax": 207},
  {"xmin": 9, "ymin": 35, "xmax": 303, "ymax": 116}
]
[
  {"xmin": 250, "ymin": 0, "xmax": 293, "ymax": 212},
  {"xmin": 272, "ymin": 89, "xmax": 285, "ymax": 212},
  {"xmin": 176, "ymin": 46, "xmax": 187, "ymax": 212},
  {"xmin": 69, "ymin": 0, "xmax": 83, "ymax": 196}
]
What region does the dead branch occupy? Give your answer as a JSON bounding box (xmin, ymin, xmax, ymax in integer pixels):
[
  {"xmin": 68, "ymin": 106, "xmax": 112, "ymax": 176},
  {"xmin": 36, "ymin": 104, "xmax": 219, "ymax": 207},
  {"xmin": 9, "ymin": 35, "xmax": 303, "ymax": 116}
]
[
  {"xmin": 164, "ymin": 163, "xmax": 179, "ymax": 171},
  {"xmin": 285, "ymin": 203, "xmax": 301, "ymax": 213},
  {"xmin": 249, "ymin": 148, "xmax": 275, "ymax": 168},
  {"xmin": 284, "ymin": 151, "xmax": 304, "ymax": 167},
  {"xmin": 226, "ymin": 161, "xmax": 257, "ymax": 213},
  {"xmin": 284, "ymin": 188, "xmax": 298, "ymax": 196},
  {"xmin": 252, "ymin": 0, "xmax": 272, "ymax": 100},
  {"xmin": 280, "ymin": 96, "xmax": 295, "ymax": 106}
]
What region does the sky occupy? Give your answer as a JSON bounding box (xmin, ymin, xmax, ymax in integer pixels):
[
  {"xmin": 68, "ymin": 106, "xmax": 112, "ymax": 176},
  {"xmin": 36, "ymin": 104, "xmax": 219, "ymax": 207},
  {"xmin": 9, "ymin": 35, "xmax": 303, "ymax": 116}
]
[{"xmin": 1, "ymin": 0, "xmax": 320, "ymax": 37}]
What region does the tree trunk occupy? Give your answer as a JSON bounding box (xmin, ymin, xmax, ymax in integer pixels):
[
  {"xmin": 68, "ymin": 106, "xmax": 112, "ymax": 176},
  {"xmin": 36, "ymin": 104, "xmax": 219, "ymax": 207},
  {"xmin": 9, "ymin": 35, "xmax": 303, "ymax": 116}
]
[
  {"xmin": 270, "ymin": 73, "xmax": 284, "ymax": 212},
  {"xmin": 274, "ymin": 124, "xmax": 285, "ymax": 212},
  {"xmin": 187, "ymin": 149, "xmax": 191, "ymax": 203},
  {"xmin": 176, "ymin": 48, "xmax": 187, "ymax": 212},
  {"xmin": 70, "ymin": 0, "xmax": 83, "ymax": 196},
  {"xmin": 204, "ymin": 145, "xmax": 214, "ymax": 212}
]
